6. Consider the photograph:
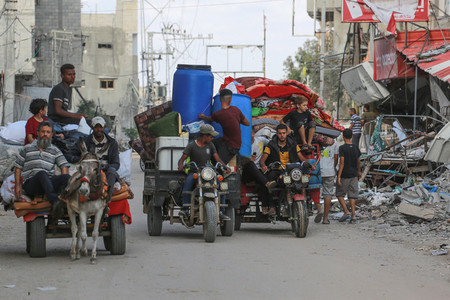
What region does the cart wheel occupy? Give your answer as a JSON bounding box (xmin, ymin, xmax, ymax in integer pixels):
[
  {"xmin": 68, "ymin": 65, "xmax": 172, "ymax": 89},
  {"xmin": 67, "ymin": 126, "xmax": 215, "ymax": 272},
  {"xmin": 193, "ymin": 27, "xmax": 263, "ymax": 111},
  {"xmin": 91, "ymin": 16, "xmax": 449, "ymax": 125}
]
[
  {"xmin": 147, "ymin": 205, "xmax": 163, "ymax": 236},
  {"xmin": 26, "ymin": 221, "xmax": 31, "ymax": 254},
  {"xmin": 29, "ymin": 217, "xmax": 46, "ymax": 257},
  {"xmin": 109, "ymin": 215, "xmax": 126, "ymax": 255},
  {"xmin": 103, "ymin": 236, "xmax": 111, "ymax": 251},
  {"xmin": 203, "ymin": 201, "xmax": 217, "ymax": 243},
  {"xmin": 220, "ymin": 206, "xmax": 234, "ymax": 236}
]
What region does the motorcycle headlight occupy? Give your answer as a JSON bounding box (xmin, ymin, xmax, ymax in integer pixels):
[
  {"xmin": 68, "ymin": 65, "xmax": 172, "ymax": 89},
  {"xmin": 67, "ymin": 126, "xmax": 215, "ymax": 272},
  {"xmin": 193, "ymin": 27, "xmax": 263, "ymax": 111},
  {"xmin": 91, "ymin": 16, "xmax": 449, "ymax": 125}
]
[
  {"xmin": 201, "ymin": 167, "xmax": 215, "ymax": 181},
  {"xmin": 290, "ymin": 168, "xmax": 302, "ymax": 182},
  {"xmin": 283, "ymin": 175, "xmax": 292, "ymax": 184}
]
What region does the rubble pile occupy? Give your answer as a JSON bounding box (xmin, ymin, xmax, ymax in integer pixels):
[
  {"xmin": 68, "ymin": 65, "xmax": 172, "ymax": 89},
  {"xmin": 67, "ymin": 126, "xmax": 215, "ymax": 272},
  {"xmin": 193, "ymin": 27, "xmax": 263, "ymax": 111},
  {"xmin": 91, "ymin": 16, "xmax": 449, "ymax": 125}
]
[{"xmin": 356, "ymin": 164, "xmax": 450, "ymax": 254}]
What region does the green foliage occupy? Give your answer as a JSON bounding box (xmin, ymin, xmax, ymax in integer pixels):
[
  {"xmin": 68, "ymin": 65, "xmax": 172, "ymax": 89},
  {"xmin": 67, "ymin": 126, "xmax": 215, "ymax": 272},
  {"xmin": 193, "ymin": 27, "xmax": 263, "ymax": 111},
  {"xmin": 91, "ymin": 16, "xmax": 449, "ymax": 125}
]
[
  {"xmin": 123, "ymin": 127, "xmax": 138, "ymax": 141},
  {"xmin": 76, "ymin": 99, "xmax": 112, "ymax": 128},
  {"xmin": 283, "ymin": 38, "xmax": 352, "ymax": 119}
]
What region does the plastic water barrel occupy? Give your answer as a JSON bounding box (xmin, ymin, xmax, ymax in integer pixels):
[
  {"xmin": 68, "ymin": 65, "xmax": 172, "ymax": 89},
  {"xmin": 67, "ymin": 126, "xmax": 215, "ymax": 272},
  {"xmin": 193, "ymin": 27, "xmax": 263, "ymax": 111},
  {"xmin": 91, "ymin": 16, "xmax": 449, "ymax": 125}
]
[
  {"xmin": 211, "ymin": 93, "xmax": 252, "ymax": 157},
  {"xmin": 172, "ymin": 64, "xmax": 214, "ymax": 125}
]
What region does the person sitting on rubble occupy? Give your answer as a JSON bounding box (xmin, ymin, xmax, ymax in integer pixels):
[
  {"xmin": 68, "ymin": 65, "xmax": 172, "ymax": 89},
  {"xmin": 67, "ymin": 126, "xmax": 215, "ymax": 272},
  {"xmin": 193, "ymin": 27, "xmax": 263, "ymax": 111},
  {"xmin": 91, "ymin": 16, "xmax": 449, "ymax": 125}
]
[
  {"xmin": 177, "ymin": 124, "xmax": 230, "ymax": 221},
  {"xmin": 259, "ymin": 124, "xmax": 311, "ymax": 216},
  {"xmin": 48, "ymin": 64, "xmax": 87, "ymax": 126},
  {"xmin": 66, "ymin": 116, "xmax": 120, "ymax": 202},
  {"xmin": 14, "ymin": 121, "xmax": 70, "ymax": 216},
  {"xmin": 281, "ymin": 94, "xmax": 316, "ymax": 151}
]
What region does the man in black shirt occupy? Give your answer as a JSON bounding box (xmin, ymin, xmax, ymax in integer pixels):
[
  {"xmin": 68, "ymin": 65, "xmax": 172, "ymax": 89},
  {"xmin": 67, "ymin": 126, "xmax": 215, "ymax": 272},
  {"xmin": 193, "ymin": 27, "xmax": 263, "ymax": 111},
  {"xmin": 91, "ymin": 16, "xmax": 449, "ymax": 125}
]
[
  {"xmin": 177, "ymin": 124, "xmax": 229, "ymax": 220},
  {"xmin": 48, "ymin": 64, "xmax": 86, "ymax": 125},
  {"xmin": 336, "ymin": 129, "xmax": 361, "ymax": 223}
]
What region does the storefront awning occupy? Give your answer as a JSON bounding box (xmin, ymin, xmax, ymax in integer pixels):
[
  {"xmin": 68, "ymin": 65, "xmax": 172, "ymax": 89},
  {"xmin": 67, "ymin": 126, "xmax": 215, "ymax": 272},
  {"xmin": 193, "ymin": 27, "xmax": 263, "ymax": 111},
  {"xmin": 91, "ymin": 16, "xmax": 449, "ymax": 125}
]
[{"xmin": 396, "ymin": 29, "xmax": 450, "ymax": 83}]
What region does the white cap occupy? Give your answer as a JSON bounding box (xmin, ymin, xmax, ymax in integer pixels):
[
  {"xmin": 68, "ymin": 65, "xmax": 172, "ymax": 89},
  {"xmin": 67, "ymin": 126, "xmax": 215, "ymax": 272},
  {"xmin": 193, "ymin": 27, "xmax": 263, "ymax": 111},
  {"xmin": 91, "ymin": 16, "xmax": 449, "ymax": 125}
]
[{"xmin": 91, "ymin": 116, "xmax": 106, "ymax": 127}]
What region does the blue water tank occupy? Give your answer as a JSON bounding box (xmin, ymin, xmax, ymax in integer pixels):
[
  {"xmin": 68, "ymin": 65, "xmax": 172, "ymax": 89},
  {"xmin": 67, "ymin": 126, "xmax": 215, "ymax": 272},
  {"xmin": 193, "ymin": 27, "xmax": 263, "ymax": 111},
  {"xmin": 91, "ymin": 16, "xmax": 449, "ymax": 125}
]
[
  {"xmin": 172, "ymin": 64, "xmax": 214, "ymax": 125},
  {"xmin": 211, "ymin": 93, "xmax": 252, "ymax": 157}
]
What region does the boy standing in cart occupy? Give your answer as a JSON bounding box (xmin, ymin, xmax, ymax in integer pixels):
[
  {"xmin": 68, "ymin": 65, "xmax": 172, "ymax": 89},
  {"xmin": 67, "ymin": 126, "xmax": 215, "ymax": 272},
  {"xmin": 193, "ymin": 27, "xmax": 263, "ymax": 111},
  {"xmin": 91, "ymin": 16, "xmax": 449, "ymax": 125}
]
[
  {"xmin": 281, "ymin": 95, "xmax": 316, "ymax": 151},
  {"xmin": 198, "ymin": 88, "xmax": 250, "ymax": 164}
]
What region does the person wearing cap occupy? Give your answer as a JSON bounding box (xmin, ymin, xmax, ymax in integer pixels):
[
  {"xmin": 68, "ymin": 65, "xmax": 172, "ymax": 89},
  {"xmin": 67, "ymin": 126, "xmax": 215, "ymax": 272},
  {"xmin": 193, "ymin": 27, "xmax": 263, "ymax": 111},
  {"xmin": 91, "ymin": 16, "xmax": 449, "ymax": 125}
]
[
  {"xmin": 177, "ymin": 124, "xmax": 229, "ymax": 220},
  {"xmin": 198, "ymin": 88, "xmax": 250, "ymax": 165},
  {"xmin": 67, "ymin": 116, "xmax": 120, "ymax": 202}
]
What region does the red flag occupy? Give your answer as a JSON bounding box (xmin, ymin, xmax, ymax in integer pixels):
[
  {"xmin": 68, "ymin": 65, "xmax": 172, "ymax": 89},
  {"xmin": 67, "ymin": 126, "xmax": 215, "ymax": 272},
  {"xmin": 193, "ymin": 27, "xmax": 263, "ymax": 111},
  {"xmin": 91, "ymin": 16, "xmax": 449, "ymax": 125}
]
[{"xmin": 387, "ymin": 12, "xmax": 397, "ymax": 35}]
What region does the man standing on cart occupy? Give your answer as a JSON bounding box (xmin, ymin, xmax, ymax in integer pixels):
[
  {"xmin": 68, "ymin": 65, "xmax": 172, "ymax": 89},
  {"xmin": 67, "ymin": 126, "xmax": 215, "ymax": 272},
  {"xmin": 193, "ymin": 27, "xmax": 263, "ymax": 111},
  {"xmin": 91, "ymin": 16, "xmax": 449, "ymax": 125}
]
[{"xmin": 198, "ymin": 88, "xmax": 250, "ymax": 165}]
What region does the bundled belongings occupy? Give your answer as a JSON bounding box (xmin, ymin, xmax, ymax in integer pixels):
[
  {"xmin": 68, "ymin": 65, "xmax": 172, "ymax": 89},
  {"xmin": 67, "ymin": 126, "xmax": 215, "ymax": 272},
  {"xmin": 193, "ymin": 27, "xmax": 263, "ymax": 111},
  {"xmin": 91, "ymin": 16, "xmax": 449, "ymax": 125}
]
[
  {"xmin": 134, "ymin": 102, "xmax": 173, "ymax": 163},
  {"xmin": 0, "ymin": 142, "xmax": 22, "ymax": 181},
  {"xmin": 0, "ymin": 121, "xmax": 27, "ymax": 145},
  {"xmin": 232, "ymin": 76, "xmax": 344, "ymax": 148}
]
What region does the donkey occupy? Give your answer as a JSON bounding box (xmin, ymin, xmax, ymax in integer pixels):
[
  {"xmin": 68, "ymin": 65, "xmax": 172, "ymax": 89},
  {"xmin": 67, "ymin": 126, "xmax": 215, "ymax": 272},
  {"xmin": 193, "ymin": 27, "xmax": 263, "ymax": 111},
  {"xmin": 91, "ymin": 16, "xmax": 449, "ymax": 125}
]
[{"xmin": 63, "ymin": 139, "xmax": 109, "ymax": 264}]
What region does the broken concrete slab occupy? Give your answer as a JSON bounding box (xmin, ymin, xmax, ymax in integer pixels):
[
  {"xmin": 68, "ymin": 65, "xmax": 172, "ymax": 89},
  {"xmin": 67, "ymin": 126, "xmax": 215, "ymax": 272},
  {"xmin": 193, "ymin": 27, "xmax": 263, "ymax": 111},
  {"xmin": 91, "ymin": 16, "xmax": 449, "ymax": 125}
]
[{"xmin": 398, "ymin": 202, "xmax": 435, "ymax": 220}]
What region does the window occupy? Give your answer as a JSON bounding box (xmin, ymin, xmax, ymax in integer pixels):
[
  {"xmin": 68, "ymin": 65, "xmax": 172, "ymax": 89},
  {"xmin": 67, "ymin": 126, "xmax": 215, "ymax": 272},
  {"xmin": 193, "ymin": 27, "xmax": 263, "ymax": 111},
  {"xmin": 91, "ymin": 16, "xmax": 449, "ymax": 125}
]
[
  {"xmin": 100, "ymin": 80, "xmax": 114, "ymax": 90},
  {"xmin": 98, "ymin": 43, "xmax": 113, "ymax": 49}
]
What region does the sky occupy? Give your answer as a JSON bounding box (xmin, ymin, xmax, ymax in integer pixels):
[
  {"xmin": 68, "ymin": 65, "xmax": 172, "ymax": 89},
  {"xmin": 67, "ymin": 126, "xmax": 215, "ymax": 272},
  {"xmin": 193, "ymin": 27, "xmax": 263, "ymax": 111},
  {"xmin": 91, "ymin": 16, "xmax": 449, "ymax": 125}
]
[{"xmin": 82, "ymin": 0, "xmax": 316, "ymax": 91}]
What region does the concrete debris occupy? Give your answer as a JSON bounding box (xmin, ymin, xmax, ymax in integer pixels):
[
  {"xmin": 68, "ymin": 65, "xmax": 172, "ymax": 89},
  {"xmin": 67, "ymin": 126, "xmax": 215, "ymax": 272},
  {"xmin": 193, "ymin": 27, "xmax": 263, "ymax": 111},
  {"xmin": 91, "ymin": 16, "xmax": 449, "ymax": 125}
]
[
  {"xmin": 398, "ymin": 202, "xmax": 435, "ymax": 220},
  {"xmin": 356, "ymin": 165, "xmax": 450, "ymax": 252}
]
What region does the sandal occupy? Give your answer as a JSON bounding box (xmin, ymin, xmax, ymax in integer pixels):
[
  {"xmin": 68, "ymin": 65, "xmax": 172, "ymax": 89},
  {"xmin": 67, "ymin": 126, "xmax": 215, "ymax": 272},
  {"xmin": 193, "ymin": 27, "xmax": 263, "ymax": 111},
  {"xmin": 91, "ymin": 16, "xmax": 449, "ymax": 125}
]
[
  {"xmin": 314, "ymin": 212, "xmax": 323, "ymax": 223},
  {"xmin": 322, "ymin": 220, "xmax": 330, "ymax": 224},
  {"xmin": 349, "ymin": 218, "xmax": 357, "ymax": 224},
  {"xmin": 268, "ymin": 207, "xmax": 276, "ymax": 216},
  {"xmin": 338, "ymin": 213, "xmax": 350, "ymax": 222}
]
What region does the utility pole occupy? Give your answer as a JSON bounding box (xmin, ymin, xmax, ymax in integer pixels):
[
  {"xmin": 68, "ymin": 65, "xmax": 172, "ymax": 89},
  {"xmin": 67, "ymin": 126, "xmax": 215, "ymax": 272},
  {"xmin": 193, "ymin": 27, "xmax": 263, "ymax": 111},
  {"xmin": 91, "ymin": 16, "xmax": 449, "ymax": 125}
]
[
  {"xmin": 319, "ymin": 0, "xmax": 326, "ymax": 98},
  {"xmin": 263, "ymin": 13, "xmax": 266, "ymax": 78},
  {"xmin": 1, "ymin": 0, "xmax": 18, "ymax": 125},
  {"xmin": 142, "ymin": 26, "xmax": 212, "ymax": 108}
]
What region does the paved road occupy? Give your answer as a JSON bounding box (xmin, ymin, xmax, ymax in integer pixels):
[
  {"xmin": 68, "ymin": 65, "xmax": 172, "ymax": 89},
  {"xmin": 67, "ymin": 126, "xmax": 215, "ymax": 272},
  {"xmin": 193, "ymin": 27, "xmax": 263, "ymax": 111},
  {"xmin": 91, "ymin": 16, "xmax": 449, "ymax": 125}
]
[{"xmin": 0, "ymin": 157, "xmax": 449, "ymax": 299}]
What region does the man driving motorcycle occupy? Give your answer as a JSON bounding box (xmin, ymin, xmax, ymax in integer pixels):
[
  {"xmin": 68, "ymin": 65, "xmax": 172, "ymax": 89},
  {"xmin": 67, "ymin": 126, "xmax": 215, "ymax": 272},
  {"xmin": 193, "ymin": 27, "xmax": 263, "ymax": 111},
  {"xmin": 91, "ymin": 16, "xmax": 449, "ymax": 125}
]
[
  {"xmin": 259, "ymin": 124, "xmax": 311, "ymax": 216},
  {"xmin": 177, "ymin": 124, "xmax": 230, "ymax": 220}
]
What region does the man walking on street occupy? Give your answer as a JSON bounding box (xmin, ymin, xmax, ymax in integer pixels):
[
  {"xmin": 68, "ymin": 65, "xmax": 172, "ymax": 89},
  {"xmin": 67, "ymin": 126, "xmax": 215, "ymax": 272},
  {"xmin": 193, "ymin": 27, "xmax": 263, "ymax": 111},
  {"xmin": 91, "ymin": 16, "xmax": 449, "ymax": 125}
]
[
  {"xmin": 198, "ymin": 88, "xmax": 250, "ymax": 165},
  {"xmin": 336, "ymin": 129, "xmax": 361, "ymax": 223},
  {"xmin": 348, "ymin": 108, "xmax": 361, "ymax": 147}
]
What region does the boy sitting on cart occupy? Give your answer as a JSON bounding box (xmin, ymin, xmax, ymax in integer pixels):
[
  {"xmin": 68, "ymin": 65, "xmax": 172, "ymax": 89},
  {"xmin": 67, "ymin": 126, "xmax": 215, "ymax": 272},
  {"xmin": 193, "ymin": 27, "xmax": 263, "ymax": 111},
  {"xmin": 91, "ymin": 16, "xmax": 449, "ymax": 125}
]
[{"xmin": 177, "ymin": 124, "xmax": 229, "ymax": 220}]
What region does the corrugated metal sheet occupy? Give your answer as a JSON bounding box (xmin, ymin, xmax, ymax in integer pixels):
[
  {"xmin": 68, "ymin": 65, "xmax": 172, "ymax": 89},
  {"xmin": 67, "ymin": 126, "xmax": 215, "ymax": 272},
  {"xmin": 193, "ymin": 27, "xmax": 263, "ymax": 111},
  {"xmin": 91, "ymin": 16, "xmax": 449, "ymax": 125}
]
[
  {"xmin": 396, "ymin": 29, "xmax": 450, "ymax": 83},
  {"xmin": 424, "ymin": 122, "xmax": 450, "ymax": 163}
]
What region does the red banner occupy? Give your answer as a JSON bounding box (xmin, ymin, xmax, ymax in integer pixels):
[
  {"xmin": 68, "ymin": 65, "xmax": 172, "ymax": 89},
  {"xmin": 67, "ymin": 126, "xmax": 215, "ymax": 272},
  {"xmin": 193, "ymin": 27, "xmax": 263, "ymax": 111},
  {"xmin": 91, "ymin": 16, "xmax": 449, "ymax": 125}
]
[
  {"xmin": 342, "ymin": 0, "xmax": 429, "ymax": 23},
  {"xmin": 373, "ymin": 36, "xmax": 415, "ymax": 81}
]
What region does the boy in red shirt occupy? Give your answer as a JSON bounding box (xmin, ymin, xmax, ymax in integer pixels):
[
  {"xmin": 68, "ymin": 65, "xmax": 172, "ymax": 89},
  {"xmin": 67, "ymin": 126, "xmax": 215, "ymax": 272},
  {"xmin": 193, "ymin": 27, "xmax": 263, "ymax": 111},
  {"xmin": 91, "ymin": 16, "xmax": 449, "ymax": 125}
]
[{"xmin": 25, "ymin": 98, "xmax": 48, "ymax": 145}]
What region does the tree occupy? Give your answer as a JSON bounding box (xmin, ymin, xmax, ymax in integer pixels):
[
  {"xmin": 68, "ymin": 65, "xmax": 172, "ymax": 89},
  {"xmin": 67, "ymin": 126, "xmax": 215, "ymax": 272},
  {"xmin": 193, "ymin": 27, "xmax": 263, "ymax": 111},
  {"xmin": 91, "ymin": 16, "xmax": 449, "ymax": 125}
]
[{"xmin": 283, "ymin": 39, "xmax": 352, "ymax": 119}]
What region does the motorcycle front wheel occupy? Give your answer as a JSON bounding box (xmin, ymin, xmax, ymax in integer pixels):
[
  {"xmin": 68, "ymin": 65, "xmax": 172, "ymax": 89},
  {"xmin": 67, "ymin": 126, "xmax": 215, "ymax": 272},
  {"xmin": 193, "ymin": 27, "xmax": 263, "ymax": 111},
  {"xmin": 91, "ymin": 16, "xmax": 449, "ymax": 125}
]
[
  {"xmin": 203, "ymin": 201, "xmax": 217, "ymax": 243},
  {"xmin": 292, "ymin": 201, "xmax": 308, "ymax": 238}
]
